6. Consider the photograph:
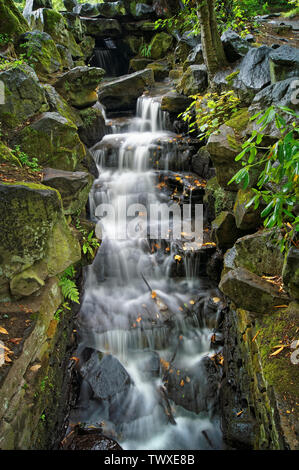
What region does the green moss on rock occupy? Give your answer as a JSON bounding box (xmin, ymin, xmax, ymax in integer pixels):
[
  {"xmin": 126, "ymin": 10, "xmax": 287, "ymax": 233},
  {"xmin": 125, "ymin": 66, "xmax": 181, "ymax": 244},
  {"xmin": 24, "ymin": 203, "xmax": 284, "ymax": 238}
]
[
  {"xmin": 149, "ymin": 32, "xmax": 173, "ymax": 60},
  {"xmin": 0, "ymin": 0, "xmax": 29, "ymax": 39}
]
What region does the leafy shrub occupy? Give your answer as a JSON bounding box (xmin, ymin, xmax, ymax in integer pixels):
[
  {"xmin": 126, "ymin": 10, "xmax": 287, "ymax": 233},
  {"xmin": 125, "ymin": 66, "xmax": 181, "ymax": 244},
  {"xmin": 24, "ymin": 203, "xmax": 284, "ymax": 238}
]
[
  {"xmin": 179, "ymin": 90, "xmax": 241, "ymax": 140},
  {"xmin": 229, "ymin": 106, "xmax": 299, "ymax": 252}
]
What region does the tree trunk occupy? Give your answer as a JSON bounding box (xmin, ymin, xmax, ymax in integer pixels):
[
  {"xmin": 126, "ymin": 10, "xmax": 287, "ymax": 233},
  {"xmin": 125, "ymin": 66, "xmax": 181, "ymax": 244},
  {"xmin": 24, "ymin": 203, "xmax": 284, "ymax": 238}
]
[{"xmin": 196, "ymin": 0, "xmax": 227, "ymax": 79}]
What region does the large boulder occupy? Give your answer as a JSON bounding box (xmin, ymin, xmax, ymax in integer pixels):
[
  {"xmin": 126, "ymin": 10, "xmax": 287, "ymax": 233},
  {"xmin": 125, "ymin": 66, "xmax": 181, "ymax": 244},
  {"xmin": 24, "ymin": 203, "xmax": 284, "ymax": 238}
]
[
  {"xmin": 233, "ymin": 230, "xmax": 284, "ymax": 277},
  {"xmin": 204, "ymin": 176, "xmax": 236, "ymax": 222},
  {"xmin": 97, "ymin": 1, "xmax": 127, "ymax": 18},
  {"xmin": 185, "ymin": 43, "xmax": 204, "ymax": 68},
  {"xmin": 81, "ymin": 18, "xmax": 122, "ymax": 38},
  {"xmin": 177, "ymin": 64, "xmax": 208, "ymax": 96},
  {"xmin": 0, "ymin": 182, "xmax": 81, "ymax": 297},
  {"xmin": 206, "ymin": 109, "xmax": 250, "ymax": 190},
  {"xmin": 78, "ymin": 105, "xmax": 108, "ymax": 147},
  {"xmin": 149, "ymin": 32, "xmax": 173, "ymax": 60},
  {"xmin": 233, "ymin": 189, "xmax": 262, "ymax": 231},
  {"xmin": 62, "ymin": 12, "xmax": 87, "ymax": 42},
  {"xmin": 17, "ymin": 31, "xmax": 63, "ymax": 79},
  {"xmin": 0, "ymin": 64, "xmax": 48, "ymax": 129},
  {"xmin": 269, "ymin": 46, "xmax": 299, "ymax": 83},
  {"xmin": 0, "ymin": 0, "xmax": 29, "ymax": 38},
  {"xmin": 282, "ymin": 248, "xmax": 299, "ymax": 300},
  {"xmin": 221, "ymin": 29, "xmax": 251, "ymax": 63},
  {"xmin": 219, "ymin": 267, "xmax": 289, "ymax": 314},
  {"xmin": 191, "ymin": 147, "xmax": 211, "ymax": 178},
  {"xmin": 42, "ymin": 9, "xmax": 70, "ymax": 48},
  {"xmin": 54, "ymin": 66, "xmax": 105, "ymax": 109},
  {"xmin": 161, "ymin": 91, "xmax": 192, "ymax": 114},
  {"xmin": 211, "ymin": 211, "xmax": 242, "ymax": 251},
  {"xmin": 42, "ymin": 168, "xmax": 94, "ymax": 216},
  {"xmin": 236, "ymin": 46, "xmax": 272, "ymax": 102},
  {"xmin": 249, "ymin": 78, "xmax": 299, "ymax": 138},
  {"xmin": 14, "ymin": 112, "xmax": 86, "ymax": 171},
  {"xmin": 80, "ymin": 352, "xmax": 131, "ymax": 400},
  {"xmin": 98, "ymin": 68, "xmax": 154, "ymax": 112},
  {"xmin": 43, "ymin": 84, "xmax": 82, "ymax": 127}
]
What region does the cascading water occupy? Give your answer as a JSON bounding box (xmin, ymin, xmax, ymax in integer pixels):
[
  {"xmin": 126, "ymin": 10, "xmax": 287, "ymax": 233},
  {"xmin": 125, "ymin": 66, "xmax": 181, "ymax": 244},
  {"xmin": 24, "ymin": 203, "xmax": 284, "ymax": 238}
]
[
  {"xmin": 70, "ymin": 89, "xmax": 224, "ymax": 450},
  {"xmin": 90, "ymin": 38, "xmax": 129, "ymax": 77}
]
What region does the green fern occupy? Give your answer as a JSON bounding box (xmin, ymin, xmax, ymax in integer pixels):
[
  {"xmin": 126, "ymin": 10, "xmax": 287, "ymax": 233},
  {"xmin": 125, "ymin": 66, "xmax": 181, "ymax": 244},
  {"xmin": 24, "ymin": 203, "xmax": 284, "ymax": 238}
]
[{"xmin": 59, "ymin": 268, "xmax": 80, "ymax": 304}]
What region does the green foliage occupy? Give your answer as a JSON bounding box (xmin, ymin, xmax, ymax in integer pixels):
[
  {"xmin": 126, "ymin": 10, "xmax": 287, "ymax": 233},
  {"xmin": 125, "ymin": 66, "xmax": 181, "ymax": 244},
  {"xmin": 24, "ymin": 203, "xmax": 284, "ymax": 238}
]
[
  {"xmin": 140, "ymin": 43, "xmax": 152, "ymax": 58},
  {"xmin": 54, "ymin": 301, "xmax": 70, "ymax": 322},
  {"xmin": 75, "ymin": 219, "xmax": 100, "ymax": 260},
  {"xmin": 229, "ymin": 106, "xmax": 299, "ymax": 252},
  {"xmin": 12, "ymin": 145, "xmax": 41, "ymax": 171},
  {"xmin": 0, "ymin": 33, "xmax": 11, "ymax": 46},
  {"xmin": 59, "ymin": 266, "xmax": 80, "ymax": 304},
  {"xmin": 179, "ymin": 90, "xmax": 241, "ymax": 140},
  {"xmin": 19, "ymin": 33, "xmax": 45, "ymax": 69},
  {"xmin": 0, "ymin": 57, "xmax": 25, "ymax": 71}
]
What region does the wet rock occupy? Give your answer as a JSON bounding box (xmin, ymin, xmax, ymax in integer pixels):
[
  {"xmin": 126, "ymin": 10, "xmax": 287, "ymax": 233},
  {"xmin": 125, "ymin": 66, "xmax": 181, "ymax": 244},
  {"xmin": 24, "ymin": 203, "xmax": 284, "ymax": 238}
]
[
  {"xmin": 221, "ymin": 29, "xmax": 251, "ymax": 62},
  {"xmin": 211, "ymin": 211, "xmax": 242, "ymax": 251},
  {"xmin": 14, "ymin": 112, "xmax": 86, "ymax": 171},
  {"xmin": 78, "ymin": 105, "xmax": 109, "ymax": 147},
  {"xmin": 185, "ymin": 43, "xmax": 204, "ymax": 68},
  {"xmin": 236, "ymin": 46, "xmax": 272, "ymax": 102},
  {"xmin": 42, "ymin": 168, "xmax": 94, "ymax": 216},
  {"xmin": 98, "ymin": 69, "xmax": 154, "ymax": 112},
  {"xmin": 249, "ymin": 78, "xmax": 299, "ymax": 139},
  {"xmin": 0, "ymin": 183, "xmax": 81, "ymax": 293},
  {"xmin": 130, "ymin": 3, "xmax": 155, "ymax": 19},
  {"xmin": 234, "ymin": 230, "xmax": 284, "ymax": 277},
  {"xmin": 203, "ymin": 176, "xmax": 236, "ymax": 222},
  {"xmin": 64, "ymin": 429, "xmax": 122, "ymax": 450},
  {"xmin": 0, "ymin": 64, "xmax": 48, "ymax": 129},
  {"xmin": 75, "ymin": 2, "xmax": 100, "ymax": 17},
  {"xmin": 177, "ymin": 64, "xmax": 208, "ymax": 96},
  {"xmin": 81, "ymin": 18, "xmax": 122, "ymax": 38},
  {"xmin": 191, "ymin": 147, "xmax": 211, "ymax": 178},
  {"xmin": 149, "ymin": 32, "xmax": 173, "ymax": 60},
  {"xmin": 269, "ymin": 45, "xmax": 299, "ymax": 83},
  {"xmin": 282, "ymin": 247, "xmax": 299, "ymax": 300},
  {"xmin": 42, "ymin": 8, "xmax": 71, "ymax": 48},
  {"xmin": 54, "ymin": 66, "xmax": 105, "ymax": 109},
  {"xmin": 161, "ymin": 91, "xmax": 192, "ymax": 114},
  {"xmin": 43, "ymin": 84, "xmax": 82, "ymax": 127},
  {"xmin": 147, "ymin": 61, "xmax": 170, "ymax": 81},
  {"xmin": 81, "ymin": 352, "xmax": 131, "ymax": 400},
  {"xmin": 17, "ymin": 31, "xmax": 62, "ymax": 79},
  {"xmin": 222, "ymin": 246, "xmax": 237, "ymax": 277},
  {"xmin": 0, "ymin": 0, "xmax": 29, "ymax": 38},
  {"xmin": 206, "ymin": 124, "xmax": 243, "ymax": 190},
  {"xmin": 206, "ymin": 249, "xmax": 224, "ymax": 283},
  {"xmin": 219, "ymin": 267, "xmax": 289, "ymax": 314},
  {"xmin": 163, "ymin": 356, "xmax": 221, "ymax": 415},
  {"xmin": 97, "ymin": 1, "xmax": 127, "ymax": 18},
  {"xmin": 233, "ymin": 189, "xmax": 262, "ymax": 231},
  {"xmin": 129, "ymin": 58, "xmax": 153, "ymax": 72},
  {"xmin": 62, "ymin": 12, "xmax": 86, "ymax": 42},
  {"xmin": 57, "ymin": 44, "xmax": 74, "ymax": 70}
]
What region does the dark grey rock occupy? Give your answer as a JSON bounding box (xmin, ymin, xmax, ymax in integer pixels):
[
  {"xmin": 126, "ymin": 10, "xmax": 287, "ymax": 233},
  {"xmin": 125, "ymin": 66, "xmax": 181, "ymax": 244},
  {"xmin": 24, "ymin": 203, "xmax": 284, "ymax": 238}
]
[
  {"xmin": 221, "ymin": 29, "xmax": 251, "ymax": 62},
  {"xmin": 269, "ymin": 45, "xmax": 299, "ymax": 83}
]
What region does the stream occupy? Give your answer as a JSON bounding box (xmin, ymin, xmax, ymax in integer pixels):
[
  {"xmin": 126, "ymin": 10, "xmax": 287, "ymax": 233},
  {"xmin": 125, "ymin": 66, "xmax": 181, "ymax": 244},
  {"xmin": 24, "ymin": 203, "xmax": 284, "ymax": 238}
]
[{"xmin": 69, "ymin": 82, "xmax": 224, "ymax": 450}]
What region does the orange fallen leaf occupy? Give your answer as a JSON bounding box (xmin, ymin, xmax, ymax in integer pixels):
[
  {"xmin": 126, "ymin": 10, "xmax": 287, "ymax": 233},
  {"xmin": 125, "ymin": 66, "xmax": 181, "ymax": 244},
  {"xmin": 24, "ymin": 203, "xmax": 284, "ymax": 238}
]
[
  {"xmin": 180, "ymin": 380, "xmax": 184, "ymax": 387},
  {"xmin": 0, "ymin": 327, "xmax": 8, "ymax": 335},
  {"xmin": 9, "ymin": 338, "xmax": 22, "ymax": 345},
  {"xmin": 151, "ymin": 291, "xmax": 157, "ymax": 299},
  {"xmin": 236, "ymin": 410, "xmax": 244, "ymax": 417},
  {"xmin": 270, "ymin": 346, "xmax": 285, "ymax": 357},
  {"xmin": 136, "ymin": 316, "xmax": 142, "ymax": 323},
  {"xmin": 174, "ymin": 255, "xmax": 182, "ymax": 262},
  {"xmin": 70, "ymin": 356, "xmax": 79, "ymax": 364}
]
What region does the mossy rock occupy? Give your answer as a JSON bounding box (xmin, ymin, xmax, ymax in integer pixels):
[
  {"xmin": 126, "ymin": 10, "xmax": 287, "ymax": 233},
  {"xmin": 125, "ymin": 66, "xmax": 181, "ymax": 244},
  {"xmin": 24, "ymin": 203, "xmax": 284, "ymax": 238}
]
[
  {"xmin": 211, "ymin": 211, "xmax": 242, "ymax": 251},
  {"xmin": 234, "ymin": 188, "xmax": 262, "ymax": 231},
  {"xmin": 124, "ymin": 36, "xmax": 143, "ymax": 55},
  {"xmin": 80, "ymin": 35, "xmax": 95, "ymax": 62},
  {"xmin": 54, "ymin": 66, "xmax": 105, "ymax": 109},
  {"xmin": 0, "ymin": 182, "xmax": 80, "ymax": 293},
  {"xmin": 129, "ymin": 57, "xmax": 153, "ymax": 72},
  {"xmin": 176, "ymin": 64, "xmax": 208, "ymax": 96},
  {"xmin": 17, "ymin": 31, "xmax": 63, "ymax": 80},
  {"xmin": 0, "ymin": 141, "xmax": 20, "ymax": 166},
  {"xmin": 0, "ymin": 64, "xmax": 49, "ymax": 129},
  {"xmin": 225, "ymin": 108, "xmax": 250, "ymax": 132},
  {"xmin": 146, "ymin": 61, "xmax": 169, "ymax": 81},
  {"xmin": 0, "ymin": 0, "xmax": 29, "ymax": 39},
  {"xmin": 149, "ymin": 32, "xmax": 173, "ymax": 60},
  {"xmin": 14, "ymin": 112, "xmax": 86, "ymax": 171},
  {"xmin": 282, "ymin": 247, "xmax": 299, "ymax": 300},
  {"xmin": 42, "ymin": 9, "xmax": 70, "ymax": 48},
  {"xmin": 204, "ymin": 176, "xmax": 236, "ymax": 221},
  {"xmin": 43, "ymin": 84, "xmax": 83, "ymax": 127},
  {"xmin": 255, "ymin": 302, "xmax": 299, "ymax": 449}
]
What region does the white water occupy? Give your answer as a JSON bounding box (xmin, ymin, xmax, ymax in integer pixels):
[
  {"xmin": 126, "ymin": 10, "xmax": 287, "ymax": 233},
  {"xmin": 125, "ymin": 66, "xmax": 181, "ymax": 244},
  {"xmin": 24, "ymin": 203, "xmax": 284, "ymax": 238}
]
[{"xmin": 73, "ymin": 92, "xmax": 223, "ymax": 450}]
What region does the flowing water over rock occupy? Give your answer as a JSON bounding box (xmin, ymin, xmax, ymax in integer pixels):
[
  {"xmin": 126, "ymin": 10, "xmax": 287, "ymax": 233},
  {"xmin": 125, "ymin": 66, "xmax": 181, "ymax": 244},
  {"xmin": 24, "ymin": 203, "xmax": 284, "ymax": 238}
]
[{"xmin": 70, "ymin": 86, "xmax": 224, "ymax": 450}]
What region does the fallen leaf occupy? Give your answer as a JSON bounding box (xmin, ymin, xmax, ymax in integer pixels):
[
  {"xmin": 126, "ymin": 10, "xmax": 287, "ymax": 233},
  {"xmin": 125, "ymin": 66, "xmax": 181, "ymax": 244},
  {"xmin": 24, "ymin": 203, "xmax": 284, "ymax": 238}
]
[
  {"xmin": 174, "ymin": 255, "xmax": 182, "ymax": 262},
  {"xmin": 30, "ymin": 364, "xmax": 42, "ymax": 372},
  {"xmin": 9, "ymin": 338, "xmax": 22, "ymax": 345},
  {"xmin": 270, "ymin": 346, "xmax": 285, "ymax": 357},
  {"xmin": 151, "ymin": 291, "xmax": 157, "ymax": 299},
  {"xmin": 236, "ymin": 410, "xmax": 244, "ymax": 417},
  {"xmin": 70, "ymin": 356, "xmax": 79, "ymax": 364},
  {"xmin": 0, "ymin": 327, "xmax": 8, "ymax": 335},
  {"xmin": 180, "ymin": 379, "xmax": 184, "ymax": 387}
]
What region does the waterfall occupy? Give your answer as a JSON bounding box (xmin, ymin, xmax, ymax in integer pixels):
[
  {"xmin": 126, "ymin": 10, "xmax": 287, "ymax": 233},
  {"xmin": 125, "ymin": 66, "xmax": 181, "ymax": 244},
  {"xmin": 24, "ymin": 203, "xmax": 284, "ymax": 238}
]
[
  {"xmin": 23, "ymin": 0, "xmax": 44, "ymax": 26},
  {"xmin": 71, "ymin": 90, "xmax": 223, "ymax": 450}
]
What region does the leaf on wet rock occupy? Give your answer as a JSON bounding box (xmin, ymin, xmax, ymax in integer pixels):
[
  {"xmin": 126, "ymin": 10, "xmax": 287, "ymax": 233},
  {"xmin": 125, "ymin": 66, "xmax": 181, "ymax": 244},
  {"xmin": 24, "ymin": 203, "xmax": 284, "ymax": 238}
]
[{"xmin": 0, "ymin": 327, "xmax": 8, "ymax": 335}]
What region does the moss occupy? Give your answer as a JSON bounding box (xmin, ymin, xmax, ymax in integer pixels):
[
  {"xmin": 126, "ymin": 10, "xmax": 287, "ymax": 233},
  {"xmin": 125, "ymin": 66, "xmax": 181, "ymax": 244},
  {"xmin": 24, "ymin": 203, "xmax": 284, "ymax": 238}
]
[
  {"xmin": 225, "ymin": 108, "xmax": 250, "ymax": 133},
  {"xmin": 0, "ymin": 0, "xmax": 29, "ymax": 39},
  {"xmin": 255, "ymin": 302, "xmax": 299, "ymax": 425},
  {"xmin": 0, "ymin": 141, "xmax": 20, "ymax": 165},
  {"xmin": 149, "ymin": 32, "xmax": 173, "ymax": 61},
  {"xmin": 225, "ymin": 69, "xmax": 240, "ymax": 85},
  {"xmin": 42, "ymin": 9, "xmax": 69, "ymax": 48}
]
